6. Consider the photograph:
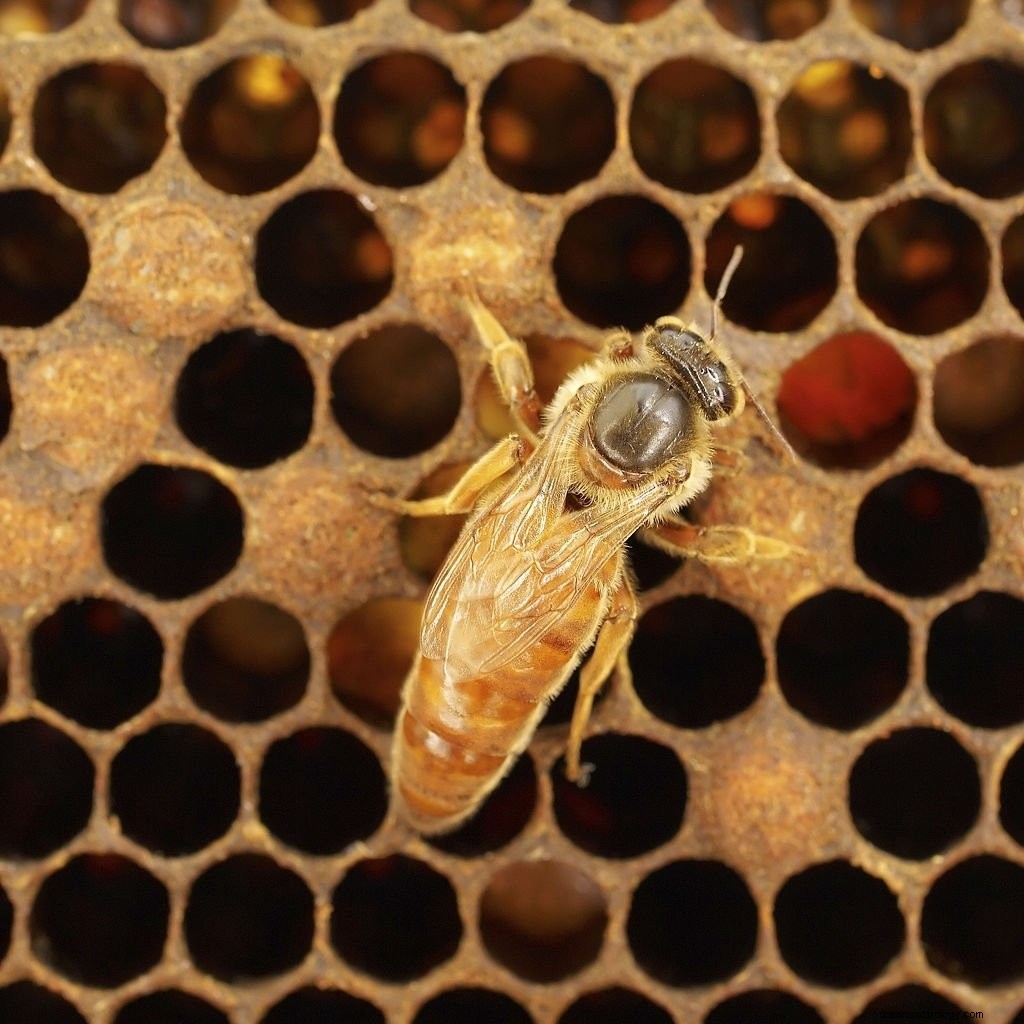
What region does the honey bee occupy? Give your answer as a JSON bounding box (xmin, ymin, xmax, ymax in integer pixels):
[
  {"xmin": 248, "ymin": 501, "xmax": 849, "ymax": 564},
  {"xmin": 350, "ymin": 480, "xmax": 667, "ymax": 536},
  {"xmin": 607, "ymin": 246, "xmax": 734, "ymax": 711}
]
[{"xmin": 387, "ymin": 249, "xmax": 795, "ymax": 834}]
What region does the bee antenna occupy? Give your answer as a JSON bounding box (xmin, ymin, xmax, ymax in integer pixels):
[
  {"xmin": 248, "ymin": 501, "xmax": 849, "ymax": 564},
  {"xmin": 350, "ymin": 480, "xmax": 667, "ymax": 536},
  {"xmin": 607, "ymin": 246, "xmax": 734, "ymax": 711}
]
[{"xmin": 710, "ymin": 244, "xmax": 744, "ymax": 341}]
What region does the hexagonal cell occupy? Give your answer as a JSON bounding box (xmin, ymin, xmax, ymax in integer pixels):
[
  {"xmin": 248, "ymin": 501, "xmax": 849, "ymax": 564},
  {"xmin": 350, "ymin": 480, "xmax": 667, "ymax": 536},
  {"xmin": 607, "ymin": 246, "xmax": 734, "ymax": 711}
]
[
  {"xmin": 706, "ymin": 0, "xmax": 827, "ymax": 39},
  {"xmin": 1004, "ymin": 213, "xmax": 1024, "ymax": 317},
  {"xmin": 570, "ymin": 0, "xmax": 671, "ymax": 22},
  {"xmin": 115, "ymin": 990, "xmax": 230, "ymax": 1024},
  {"xmin": 411, "ymin": 0, "xmax": 526, "ymax": 29},
  {"xmin": 119, "ymin": 0, "xmax": 235, "ymax": 46},
  {"xmin": 705, "ymin": 990, "xmax": 824, "ymax": 1024},
  {"xmin": 1000, "ymin": 740, "xmax": 1024, "ymax": 848},
  {"xmin": 260, "ymin": 987, "xmax": 385, "ymax": 1024},
  {"xmin": 268, "ymin": 0, "xmax": 372, "ymax": 26},
  {"xmin": 851, "ymin": 0, "xmax": 969, "ymax": 50},
  {"xmin": 413, "ymin": 988, "xmax": 533, "ymax": 1024},
  {"xmin": 852, "ymin": 986, "xmax": 970, "ymax": 1024},
  {"xmin": 1, "ymin": 0, "xmax": 87, "ymax": 33},
  {"xmin": 558, "ymin": 987, "xmax": 673, "ymax": 1024},
  {"xmin": 778, "ymin": 60, "xmax": 911, "ymax": 199},
  {"xmin": 0, "ymin": 982, "xmax": 85, "ymax": 1024}
]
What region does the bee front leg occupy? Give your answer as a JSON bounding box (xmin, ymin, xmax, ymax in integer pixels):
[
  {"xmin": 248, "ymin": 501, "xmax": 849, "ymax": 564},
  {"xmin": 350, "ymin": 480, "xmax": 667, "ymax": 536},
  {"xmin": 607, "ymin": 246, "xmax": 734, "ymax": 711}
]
[
  {"xmin": 641, "ymin": 517, "xmax": 803, "ymax": 564},
  {"xmin": 565, "ymin": 576, "xmax": 639, "ymax": 785}
]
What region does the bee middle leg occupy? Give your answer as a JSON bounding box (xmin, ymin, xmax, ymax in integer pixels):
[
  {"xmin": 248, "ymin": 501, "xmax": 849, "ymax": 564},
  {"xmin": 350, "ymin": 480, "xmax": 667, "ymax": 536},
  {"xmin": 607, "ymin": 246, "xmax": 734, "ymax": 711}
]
[{"xmin": 641, "ymin": 516, "xmax": 802, "ymax": 564}]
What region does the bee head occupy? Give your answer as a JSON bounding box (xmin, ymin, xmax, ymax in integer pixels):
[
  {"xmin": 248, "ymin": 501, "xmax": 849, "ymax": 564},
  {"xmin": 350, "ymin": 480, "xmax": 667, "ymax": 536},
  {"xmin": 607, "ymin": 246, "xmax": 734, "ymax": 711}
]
[{"xmin": 647, "ymin": 321, "xmax": 739, "ymax": 423}]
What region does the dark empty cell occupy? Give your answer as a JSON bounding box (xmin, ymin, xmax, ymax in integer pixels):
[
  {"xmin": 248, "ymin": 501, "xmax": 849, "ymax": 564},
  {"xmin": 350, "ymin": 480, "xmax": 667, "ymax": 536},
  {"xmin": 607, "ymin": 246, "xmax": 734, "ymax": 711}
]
[
  {"xmin": 776, "ymin": 589, "xmax": 908, "ymax": 731},
  {"xmin": 101, "ymin": 465, "xmax": 244, "ymax": 599},
  {"xmin": 0, "ymin": 982, "xmax": 86, "ymax": 1024},
  {"xmin": 707, "ymin": 0, "xmax": 826, "ymax": 38},
  {"xmin": 482, "ymin": 57, "xmax": 614, "ymax": 194},
  {"xmin": 115, "ymin": 990, "xmax": 230, "ymax": 1024},
  {"xmin": 705, "ymin": 989, "xmax": 825, "ymax": 1024},
  {"xmin": 110, "ymin": 723, "xmax": 239, "ymax": 856},
  {"xmin": 183, "ymin": 597, "xmax": 309, "ymax": 722},
  {"xmin": 255, "ymin": 189, "xmax": 393, "ymax": 327},
  {"xmin": 630, "ymin": 596, "xmax": 763, "ymax": 729},
  {"xmin": 778, "ymin": 333, "xmax": 917, "ymax": 469},
  {"xmin": 627, "ymin": 859, "xmax": 756, "ymax": 986},
  {"xmin": 0, "ymin": 190, "xmax": 89, "ymax": 327},
  {"xmin": 774, "ymin": 860, "xmax": 904, "ymax": 987},
  {"xmin": 778, "ymin": 61, "xmax": 911, "ymax": 200},
  {"xmin": 411, "ymin": 0, "xmax": 527, "ymax": 30},
  {"xmin": 479, "ymin": 860, "xmax": 606, "ymax": 983},
  {"xmin": 119, "ymin": 0, "xmax": 235, "ymax": 47},
  {"xmin": 849, "ymin": 728, "xmax": 980, "ymax": 859},
  {"xmin": 852, "ymin": 984, "xmax": 967, "ymax": 1024},
  {"xmin": 261, "ymin": 986, "xmax": 385, "ymax": 1024},
  {"xmin": 414, "ymin": 988, "xmax": 533, "ymax": 1024},
  {"xmin": 331, "ymin": 325, "xmax": 461, "ymax": 458},
  {"xmin": 334, "ymin": 53, "xmax": 466, "ymax": 187},
  {"xmin": 921, "ymin": 855, "xmax": 1024, "ymax": 986},
  {"xmin": 705, "ymin": 194, "xmax": 836, "ymax": 331},
  {"xmin": 934, "ymin": 336, "xmax": 1024, "ymax": 467},
  {"xmin": 630, "ymin": 59, "xmax": 759, "ymax": 194},
  {"xmin": 331, "ymin": 855, "xmax": 462, "ymax": 980},
  {"xmin": 181, "ymin": 55, "xmax": 319, "ymax": 195},
  {"xmin": 554, "ymin": 195, "xmax": 690, "ymax": 330},
  {"xmin": 268, "ymin": 0, "xmax": 373, "ymax": 26},
  {"xmin": 185, "ymin": 853, "xmax": 314, "ymax": 980},
  {"xmin": 558, "ymin": 986, "xmax": 673, "ymax": 1024},
  {"xmin": 927, "ymin": 591, "xmax": 1024, "ymax": 728},
  {"xmin": 570, "ymin": 0, "xmax": 671, "ymax": 22},
  {"xmin": 427, "ymin": 755, "xmax": 537, "ymax": 857},
  {"xmin": 1001, "ymin": 741, "xmax": 1024, "ymax": 847},
  {"xmin": 30, "ymin": 853, "xmax": 169, "ymax": 988},
  {"xmin": 32, "ymin": 63, "xmax": 167, "ymax": 193},
  {"xmin": 851, "ymin": 0, "xmax": 970, "ymax": 50},
  {"xmin": 31, "ymin": 596, "xmax": 163, "ymax": 729},
  {"xmin": 855, "ymin": 198, "xmax": 988, "ymax": 336},
  {"xmin": 854, "ymin": 468, "xmax": 987, "ymax": 597},
  {"xmin": 259, "ymin": 727, "xmax": 387, "ymax": 854},
  {"xmin": 1005, "ymin": 214, "xmax": 1024, "ymax": 318},
  {"xmin": 0, "ymin": 718, "xmax": 93, "ymax": 858},
  {"xmin": 0, "ymin": 354, "xmax": 11, "ymax": 445},
  {"xmin": 625, "ymin": 533, "xmax": 679, "ymax": 591},
  {"xmin": 176, "ymin": 329, "xmax": 314, "ymax": 468},
  {"xmin": 540, "ymin": 665, "xmax": 605, "ymax": 728},
  {"xmin": 552, "ymin": 733, "xmax": 686, "ymax": 858}
]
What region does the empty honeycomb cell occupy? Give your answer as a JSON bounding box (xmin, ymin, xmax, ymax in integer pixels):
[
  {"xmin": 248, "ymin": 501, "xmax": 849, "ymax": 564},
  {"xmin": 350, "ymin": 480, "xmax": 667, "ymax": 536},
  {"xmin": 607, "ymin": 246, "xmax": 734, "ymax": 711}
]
[
  {"xmin": 185, "ymin": 854, "xmax": 314, "ymax": 980},
  {"xmin": 848, "ymin": 727, "xmax": 980, "ymax": 859},
  {"xmin": 706, "ymin": 990, "xmax": 824, "ymax": 1024},
  {"xmin": 852, "ymin": 985, "xmax": 968, "ymax": 1023},
  {"xmin": 30, "ymin": 853, "xmax": 170, "ymax": 987},
  {"xmin": 411, "ymin": 0, "xmax": 527, "ymax": 30},
  {"xmin": 706, "ymin": 0, "xmax": 827, "ymax": 38},
  {"xmin": 32, "ymin": 596, "xmax": 163, "ymax": 730},
  {"xmin": 777, "ymin": 332, "xmax": 917, "ymax": 469},
  {"xmin": 569, "ymin": 0, "xmax": 671, "ymax": 22},
  {"xmin": 706, "ymin": 193, "xmax": 836, "ymax": 331},
  {"xmin": 182, "ymin": 596, "xmax": 310, "ymax": 722},
  {"xmin": 481, "ymin": 56, "xmax": 615, "ymax": 195},
  {"xmin": 114, "ymin": 990, "xmax": 229, "ymax": 1024},
  {"xmin": 0, "ymin": 982, "xmax": 85, "ymax": 1024},
  {"xmin": 927, "ymin": 591, "xmax": 1024, "ymax": 728},
  {"xmin": 630, "ymin": 596, "xmax": 763, "ymax": 729},
  {"xmin": 0, "ymin": 190, "xmax": 89, "ymax": 327},
  {"xmin": 255, "ymin": 189, "xmax": 393, "ymax": 327},
  {"xmin": 259, "ymin": 727, "xmax": 387, "ymax": 854},
  {"xmin": 627, "ymin": 859, "xmax": 757, "ymax": 986},
  {"xmin": 413, "ymin": 987, "xmax": 533, "ymax": 1024},
  {"xmin": 539, "ymin": 666, "xmax": 604, "ymax": 728},
  {"xmin": 776, "ymin": 589, "xmax": 909, "ymax": 731},
  {"xmin": 330, "ymin": 324, "xmax": 461, "ymax": 457},
  {"xmin": 0, "ymin": 718, "xmax": 93, "ymax": 858},
  {"xmin": 933, "ymin": 336, "xmax": 1024, "ymax": 467},
  {"xmin": 855, "ymin": 197, "xmax": 988, "ymax": 336},
  {"xmin": 851, "ymin": 0, "xmax": 970, "ymax": 50},
  {"xmin": 854, "ymin": 468, "xmax": 987, "ymax": 597},
  {"xmin": 924, "ymin": 60, "xmax": 1024, "ymax": 199},
  {"xmin": 479, "ymin": 860, "xmax": 606, "ymax": 983},
  {"xmin": 624, "ymin": 534, "xmax": 680, "ymax": 590},
  {"xmin": 333, "ymin": 53, "xmax": 466, "ymax": 187},
  {"xmin": 427, "ymin": 754, "xmax": 537, "ymax": 857},
  {"xmin": 260, "ymin": 987, "xmax": 385, "ymax": 1024},
  {"xmin": 630, "ymin": 59, "xmax": 759, "ymax": 195},
  {"xmin": 175, "ymin": 329, "xmax": 314, "ymax": 469},
  {"xmin": 777, "ymin": 60, "xmax": 911, "ymax": 199},
  {"xmin": 551, "ymin": 733, "xmax": 687, "ymax": 858},
  {"xmin": 268, "ymin": 0, "xmax": 373, "ymax": 26},
  {"xmin": 558, "ymin": 987, "xmax": 672, "ymax": 1024},
  {"xmin": 1005, "ymin": 213, "xmax": 1024, "ymax": 317},
  {"xmin": 32, "ymin": 63, "xmax": 167, "ymax": 194},
  {"xmin": 327, "ymin": 597, "xmax": 419, "ymax": 727},
  {"xmin": 1001, "ymin": 741, "xmax": 1024, "ymax": 847},
  {"xmin": 774, "ymin": 861, "xmax": 905, "ymax": 987},
  {"xmin": 553, "ymin": 195, "xmax": 690, "ymax": 330},
  {"xmin": 110, "ymin": 723, "xmax": 240, "ymax": 856},
  {"xmin": 398, "ymin": 462, "xmax": 472, "ymax": 580},
  {"xmin": 101, "ymin": 465, "xmax": 244, "ymax": 599},
  {"xmin": 921, "ymin": 854, "xmax": 1024, "ymax": 986},
  {"xmin": 330, "ymin": 855, "xmax": 462, "ymax": 981},
  {"xmin": 181, "ymin": 55, "xmax": 319, "ymax": 195},
  {"xmin": 119, "ymin": 0, "xmax": 235, "ymax": 46}
]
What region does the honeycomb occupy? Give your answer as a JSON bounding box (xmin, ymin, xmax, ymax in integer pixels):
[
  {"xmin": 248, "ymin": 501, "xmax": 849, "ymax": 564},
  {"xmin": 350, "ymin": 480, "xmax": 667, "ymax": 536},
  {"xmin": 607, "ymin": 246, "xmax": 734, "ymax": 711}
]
[{"xmin": 0, "ymin": 0, "xmax": 1022, "ymax": 1020}]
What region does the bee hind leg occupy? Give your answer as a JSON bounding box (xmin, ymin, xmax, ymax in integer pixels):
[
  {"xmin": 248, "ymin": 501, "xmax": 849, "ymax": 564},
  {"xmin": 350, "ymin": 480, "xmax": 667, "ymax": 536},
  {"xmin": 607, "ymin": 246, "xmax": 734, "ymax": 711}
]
[{"xmin": 640, "ymin": 517, "xmax": 804, "ymax": 564}]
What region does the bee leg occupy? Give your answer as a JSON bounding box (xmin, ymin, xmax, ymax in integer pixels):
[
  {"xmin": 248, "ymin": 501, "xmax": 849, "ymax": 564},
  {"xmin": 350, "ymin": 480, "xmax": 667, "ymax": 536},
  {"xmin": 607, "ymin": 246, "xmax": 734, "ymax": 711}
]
[
  {"xmin": 603, "ymin": 329, "xmax": 635, "ymax": 361},
  {"xmin": 641, "ymin": 517, "xmax": 803, "ymax": 564},
  {"xmin": 565, "ymin": 577, "xmax": 639, "ymax": 785},
  {"xmin": 462, "ymin": 292, "xmax": 543, "ymax": 443},
  {"xmin": 370, "ymin": 434, "xmax": 528, "ymax": 517}
]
